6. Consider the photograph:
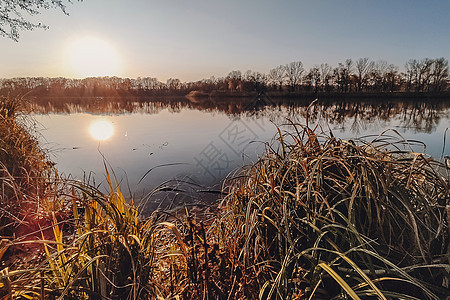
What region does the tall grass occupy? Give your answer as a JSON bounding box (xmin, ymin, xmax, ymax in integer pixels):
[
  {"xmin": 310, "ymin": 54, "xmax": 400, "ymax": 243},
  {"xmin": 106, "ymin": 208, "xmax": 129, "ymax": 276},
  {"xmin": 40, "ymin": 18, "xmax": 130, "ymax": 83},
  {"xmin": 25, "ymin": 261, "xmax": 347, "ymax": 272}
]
[
  {"xmin": 0, "ymin": 96, "xmax": 448, "ymax": 299},
  {"xmin": 216, "ymin": 122, "xmax": 449, "ymax": 299},
  {"xmin": 0, "ymin": 96, "xmax": 59, "ymax": 237},
  {"xmin": 39, "ymin": 170, "xmax": 164, "ymax": 299},
  {"xmin": 0, "ymin": 170, "xmax": 174, "ymax": 299}
]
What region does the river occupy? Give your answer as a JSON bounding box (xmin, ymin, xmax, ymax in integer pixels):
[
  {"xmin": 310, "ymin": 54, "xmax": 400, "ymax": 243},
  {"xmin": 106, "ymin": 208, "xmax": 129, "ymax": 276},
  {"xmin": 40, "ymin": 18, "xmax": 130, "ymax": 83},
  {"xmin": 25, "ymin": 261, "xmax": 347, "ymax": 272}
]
[{"xmin": 30, "ymin": 96, "xmax": 450, "ymax": 213}]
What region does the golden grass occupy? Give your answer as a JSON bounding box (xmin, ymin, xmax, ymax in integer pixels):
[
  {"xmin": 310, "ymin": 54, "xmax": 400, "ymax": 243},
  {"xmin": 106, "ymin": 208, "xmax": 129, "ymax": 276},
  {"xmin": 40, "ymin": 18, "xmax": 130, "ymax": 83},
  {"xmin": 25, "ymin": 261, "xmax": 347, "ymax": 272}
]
[
  {"xmin": 0, "ymin": 97, "xmax": 448, "ymax": 299},
  {"xmin": 215, "ymin": 122, "xmax": 449, "ymax": 299}
]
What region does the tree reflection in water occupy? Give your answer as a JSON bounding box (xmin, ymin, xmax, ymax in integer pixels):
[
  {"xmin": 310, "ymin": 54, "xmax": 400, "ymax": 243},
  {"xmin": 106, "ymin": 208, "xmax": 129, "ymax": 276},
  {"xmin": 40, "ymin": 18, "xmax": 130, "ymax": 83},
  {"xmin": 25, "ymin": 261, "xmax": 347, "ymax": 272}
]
[
  {"xmin": 27, "ymin": 96, "xmax": 449, "ymax": 213},
  {"xmin": 28, "ymin": 96, "xmax": 449, "ymax": 134}
]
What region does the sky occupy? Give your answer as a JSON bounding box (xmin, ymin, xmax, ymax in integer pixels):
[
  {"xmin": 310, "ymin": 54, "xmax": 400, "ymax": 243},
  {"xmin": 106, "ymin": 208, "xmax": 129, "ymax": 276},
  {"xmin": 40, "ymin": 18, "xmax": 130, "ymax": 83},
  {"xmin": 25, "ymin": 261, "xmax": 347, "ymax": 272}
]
[{"xmin": 0, "ymin": 0, "xmax": 449, "ymax": 82}]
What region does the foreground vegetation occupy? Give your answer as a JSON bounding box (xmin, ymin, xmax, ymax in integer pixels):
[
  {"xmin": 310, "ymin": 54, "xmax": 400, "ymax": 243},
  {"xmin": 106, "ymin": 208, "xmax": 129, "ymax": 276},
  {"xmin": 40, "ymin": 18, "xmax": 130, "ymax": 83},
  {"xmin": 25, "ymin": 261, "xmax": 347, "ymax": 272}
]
[
  {"xmin": 216, "ymin": 122, "xmax": 449, "ymax": 299},
  {"xmin": 0, "ymin": 97, "xmax": 448, "ymax": 299}
]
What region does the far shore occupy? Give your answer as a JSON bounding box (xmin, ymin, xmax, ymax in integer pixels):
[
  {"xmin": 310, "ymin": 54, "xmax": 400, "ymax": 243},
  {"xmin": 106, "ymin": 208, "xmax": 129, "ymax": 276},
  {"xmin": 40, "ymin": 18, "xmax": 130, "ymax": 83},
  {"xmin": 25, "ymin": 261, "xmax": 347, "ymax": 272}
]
[
  {"xmin": 187, "ymin": 89, "xmax": 450, "ymax": 100},
  {"xmin": 11, "ymin": 89, "xmax": 450, "ymax": 102}
]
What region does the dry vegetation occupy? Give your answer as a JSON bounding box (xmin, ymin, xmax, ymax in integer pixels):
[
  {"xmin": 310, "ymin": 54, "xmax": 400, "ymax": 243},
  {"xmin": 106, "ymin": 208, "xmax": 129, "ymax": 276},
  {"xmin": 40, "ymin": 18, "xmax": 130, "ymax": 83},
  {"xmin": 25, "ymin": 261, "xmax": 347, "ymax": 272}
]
[
  {"xmin": 0, "ymin": 96, "xmax": 62, "ymax": 239},
  {"xmin": 216, "ymin": 122, "xmax": 449, "ymax": 299},
  {"xmin": 0, "ymin": 97, "xmax": 448, "ymax": 299}
]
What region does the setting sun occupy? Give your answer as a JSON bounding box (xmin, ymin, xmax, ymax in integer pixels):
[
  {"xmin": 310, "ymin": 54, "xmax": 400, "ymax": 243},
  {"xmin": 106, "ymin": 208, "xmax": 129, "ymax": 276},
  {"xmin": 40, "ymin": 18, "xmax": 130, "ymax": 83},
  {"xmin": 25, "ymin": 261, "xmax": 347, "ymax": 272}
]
[
  {"xmin": 65, "ymin": 37, "xmax": 121, "ymax": 78},
  {"xmin": 89, "ymin": 120, "xmax": 114, "ymax": 141}
]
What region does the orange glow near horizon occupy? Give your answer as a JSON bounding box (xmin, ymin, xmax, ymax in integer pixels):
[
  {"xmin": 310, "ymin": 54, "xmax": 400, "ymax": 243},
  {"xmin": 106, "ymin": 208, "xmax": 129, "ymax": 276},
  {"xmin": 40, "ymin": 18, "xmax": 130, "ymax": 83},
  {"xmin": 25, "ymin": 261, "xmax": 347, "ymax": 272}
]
[{"xmin": 65, "ymin": 37, "xmax": 121, "ymax": 78}]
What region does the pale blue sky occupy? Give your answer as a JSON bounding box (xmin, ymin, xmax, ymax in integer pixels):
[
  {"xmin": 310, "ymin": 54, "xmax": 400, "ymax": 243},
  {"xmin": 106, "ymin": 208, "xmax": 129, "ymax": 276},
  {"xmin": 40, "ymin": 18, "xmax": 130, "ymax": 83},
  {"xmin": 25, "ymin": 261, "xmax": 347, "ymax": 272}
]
[{"xmin": 0, "ymin": 0, "xmax": 449, "ymax": 81}]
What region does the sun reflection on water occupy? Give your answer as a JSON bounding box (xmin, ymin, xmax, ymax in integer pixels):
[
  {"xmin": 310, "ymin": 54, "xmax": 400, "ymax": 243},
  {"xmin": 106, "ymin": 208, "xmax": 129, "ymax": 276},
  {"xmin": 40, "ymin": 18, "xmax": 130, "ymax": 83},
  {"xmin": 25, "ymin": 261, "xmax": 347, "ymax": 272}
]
[{"xmin": 89, "ymin": 120, "xmax": 114, "ymax": 141}]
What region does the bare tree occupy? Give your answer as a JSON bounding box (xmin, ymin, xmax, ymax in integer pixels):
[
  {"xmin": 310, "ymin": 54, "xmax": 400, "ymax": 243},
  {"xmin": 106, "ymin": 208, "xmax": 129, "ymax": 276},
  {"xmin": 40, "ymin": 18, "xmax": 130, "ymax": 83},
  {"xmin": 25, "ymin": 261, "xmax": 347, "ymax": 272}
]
[
  {"xmin": 227, "ymin": 70, "xmax": 241, "ymax": 80},
  {"xmin": 366, "ymin": 60, "xmax": 388, "ymax": 91},
  {"xmin": 305, "ymin": 66, "xmax": 321, "ymax": 92},
  {"xmin": 285, "ymin": 61, "xmax": 304, "ymax": 92},
  {"xmin": 405, "ymin": 58, "xmax": 435, "ymax": 92},
  {"xmin": 243, "ymin": 70, "xmax": 266, "ymax": 92},
  {"xmin": 0, "ymin": 0, "xmax": 75, "ymax": 41},
  {"xmin": 418, "ymin": 58, "xmax": 434, "ymax": 91},
  {"xmin": 405, "ymin": 59, "xmax": 418, "ymax": 92},
  {"xmin": 268, "ymin": 65, "xmax": 286, "ymax": 91},
  {"xmin": 333, "ymin": 59, "xmax": 353, "ymax": 93},
  {"xmin": 226, "ymin": 70, "xmax": 242, "ymax": 91},
  {"xmin": 166, "ymin": 78, "xmax": 182, "ymax": 90},
  {"xmin": 355, "ymin": 57, "xmax": 374, "ymax": 92},
  {"xmin": 136, "ymin": 77, "xmax": 163, "ymax": 90},
  {"xmin": 430, "ymin": 57, "xmax": 449, "ymax": 91},
  {"xmin": 320, "ymin": 63, "xmax": 332, "ymax": 91},
  {"xmin": 384, "ymin": 64, "xmax": 399, "ymax": 92}
]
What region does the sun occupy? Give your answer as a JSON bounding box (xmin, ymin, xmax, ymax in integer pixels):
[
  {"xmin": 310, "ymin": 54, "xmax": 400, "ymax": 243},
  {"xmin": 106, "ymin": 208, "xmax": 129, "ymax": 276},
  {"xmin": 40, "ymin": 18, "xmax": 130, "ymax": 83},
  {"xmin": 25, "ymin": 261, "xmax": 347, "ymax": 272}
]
[
  {"xmin": 89, "ymin": 120, "xmax": 114, "ymax": 141},
  {"xmin": 65, "ymin": 36, "xmax": 121, "ymax": 78}
]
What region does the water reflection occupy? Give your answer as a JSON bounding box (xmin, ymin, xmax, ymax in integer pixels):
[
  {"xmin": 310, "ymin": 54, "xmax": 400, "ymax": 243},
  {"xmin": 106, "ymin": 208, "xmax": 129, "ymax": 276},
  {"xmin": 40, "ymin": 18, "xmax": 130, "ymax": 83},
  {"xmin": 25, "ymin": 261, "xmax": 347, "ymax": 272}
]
[
  {"xmin": 27, "ymin": 96, "xmax": 450, "ymax": 134},
  {"xmin": 29, "ymin": 96, "xmax": 449, "ymax": 213},
  {"xmin": 89, "ymin": 120, "xmax": 114, "ymax": 141}
]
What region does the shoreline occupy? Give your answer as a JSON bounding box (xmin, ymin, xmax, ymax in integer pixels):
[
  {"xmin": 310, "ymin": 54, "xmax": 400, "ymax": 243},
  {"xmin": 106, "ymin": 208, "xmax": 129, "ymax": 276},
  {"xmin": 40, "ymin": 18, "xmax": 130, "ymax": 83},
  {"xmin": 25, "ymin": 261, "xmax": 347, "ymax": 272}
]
[{"xmin": 4, "ymin": 88, "xmax": 450, "ymax": 102}]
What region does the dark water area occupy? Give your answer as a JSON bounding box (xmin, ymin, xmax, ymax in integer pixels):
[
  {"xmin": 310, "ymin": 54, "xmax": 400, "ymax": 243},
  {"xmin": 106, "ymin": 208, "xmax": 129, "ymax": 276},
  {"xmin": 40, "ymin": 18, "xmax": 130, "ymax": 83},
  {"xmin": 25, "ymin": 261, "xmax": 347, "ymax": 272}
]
[{"xmin": 29, "ymin": 95, "xmax": 450, "ymax": 214}]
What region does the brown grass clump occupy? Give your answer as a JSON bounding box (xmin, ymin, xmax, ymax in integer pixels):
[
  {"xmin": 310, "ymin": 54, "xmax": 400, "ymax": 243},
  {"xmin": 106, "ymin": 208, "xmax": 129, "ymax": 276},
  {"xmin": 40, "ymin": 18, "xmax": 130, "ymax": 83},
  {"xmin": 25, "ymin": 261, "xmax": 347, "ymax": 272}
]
[{"xmin": 216, "ymin": 123, "xmax": 449, "ymax": 299}]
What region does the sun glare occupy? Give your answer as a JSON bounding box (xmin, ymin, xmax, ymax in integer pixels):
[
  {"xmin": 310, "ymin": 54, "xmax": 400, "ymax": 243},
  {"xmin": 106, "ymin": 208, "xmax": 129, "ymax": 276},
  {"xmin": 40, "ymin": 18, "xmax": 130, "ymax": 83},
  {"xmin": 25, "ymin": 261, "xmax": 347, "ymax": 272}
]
[
  {"xmin": 89, "ymin": 120, "xmax": 114, "ymax": 141},
  {"xmin": 66, "ymin": 37, "xmax": 121, "ymax": 78}
]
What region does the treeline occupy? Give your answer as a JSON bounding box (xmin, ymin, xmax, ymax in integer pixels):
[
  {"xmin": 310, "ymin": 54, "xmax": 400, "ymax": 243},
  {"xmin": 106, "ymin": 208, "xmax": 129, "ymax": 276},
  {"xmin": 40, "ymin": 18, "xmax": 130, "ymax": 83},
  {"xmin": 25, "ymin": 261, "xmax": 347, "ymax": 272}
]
[{"xmin": 0, "ymin": 57, "xmax": 448, "ymax": 97}]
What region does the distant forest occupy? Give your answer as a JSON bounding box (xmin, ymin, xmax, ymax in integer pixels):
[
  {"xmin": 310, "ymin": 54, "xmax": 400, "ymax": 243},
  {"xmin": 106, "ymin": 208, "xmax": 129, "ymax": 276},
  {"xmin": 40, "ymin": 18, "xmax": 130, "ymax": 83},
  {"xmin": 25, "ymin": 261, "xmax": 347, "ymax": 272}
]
[{"xmin": 1, "ymin": 57, "xmax": 449, "ymax": 98}]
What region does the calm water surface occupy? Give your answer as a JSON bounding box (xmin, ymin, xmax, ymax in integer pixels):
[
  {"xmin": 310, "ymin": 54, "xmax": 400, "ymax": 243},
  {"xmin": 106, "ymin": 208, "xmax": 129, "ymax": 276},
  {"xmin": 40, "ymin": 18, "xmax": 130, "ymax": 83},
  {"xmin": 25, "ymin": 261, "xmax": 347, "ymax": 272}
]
[{"xmin": 31, "ymin": 97, "xmax": 450, "ymax": 212}]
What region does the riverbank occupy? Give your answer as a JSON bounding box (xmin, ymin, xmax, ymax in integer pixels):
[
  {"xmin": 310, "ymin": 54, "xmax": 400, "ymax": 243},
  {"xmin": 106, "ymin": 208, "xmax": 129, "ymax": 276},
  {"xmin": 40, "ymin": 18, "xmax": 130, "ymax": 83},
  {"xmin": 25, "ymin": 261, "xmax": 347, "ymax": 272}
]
[
  {"xmin": 189, "ymin": 90, "xmax": 450, "ymax": 100},
  {"xmin": 0, "ymin": 96, "xmax": 449, "ymax": 299},
  {"xmin": 3, "ymin": 79, "xmax": 450, "ymax": 101}
]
